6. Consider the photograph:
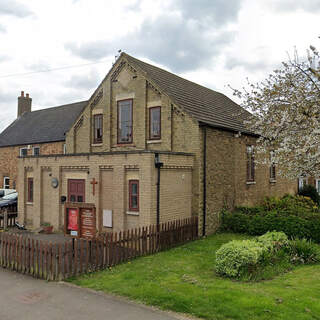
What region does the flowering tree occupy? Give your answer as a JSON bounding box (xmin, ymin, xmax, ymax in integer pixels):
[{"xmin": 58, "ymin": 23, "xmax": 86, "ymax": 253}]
[{"xmin": 233, "ymin": 45, "xmax": 320, "ymax": 179}]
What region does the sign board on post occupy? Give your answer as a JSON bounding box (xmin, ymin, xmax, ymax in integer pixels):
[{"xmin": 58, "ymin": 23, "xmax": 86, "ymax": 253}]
[
  {"xmin": 64, "ymin": 203, "xmax": 96, "ymax": 240},
  {"xmin": 80, "ymin": 207, "xmax": 96, "ymax": 239}
]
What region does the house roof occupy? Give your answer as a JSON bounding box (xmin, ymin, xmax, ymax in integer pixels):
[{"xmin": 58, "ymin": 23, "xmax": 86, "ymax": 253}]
[
  {"xmin": 124, "ymin": 53, "xmax": 251, "ymax": 134},
  {"xmin": 0, "ymin": 100, "xmax": 88, "ymax": 147}
]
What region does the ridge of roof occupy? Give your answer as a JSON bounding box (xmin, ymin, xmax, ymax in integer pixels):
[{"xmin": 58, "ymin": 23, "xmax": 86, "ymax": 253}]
[
  {"xmin": 22, "ymin": 100, "xmax": 88, "ymax": 115},
  {"xmin": 0, "ymin": 100, "xmax": 88, "ymax": 148}
]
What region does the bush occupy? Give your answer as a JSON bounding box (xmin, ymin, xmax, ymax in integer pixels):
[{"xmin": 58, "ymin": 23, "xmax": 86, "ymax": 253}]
[
  {"xmin": 215, "ymin": 232, "xmax": 290, "ymax": 279},
  {"xmin": 222, "ymin": 210, "xmax": 320, "ymax": 242},
  {"xmin": 235, "ymin": 194, "xmax": 319, "ymax": 219},
  {"xmin": 215, "ymin": 232, "xmax": 320, "ymax": 281},
  {"xmin": 298, "ymin": 185, "xmax": 320, "ymax": 206},
  {"xmin": 257, "ymin": 231, "xmax": 288, "ymax": 250},
  {"xmin": 286, "ymin": 238, "xmax": 320, "ymax": 264},
  {"xmin": 215, "ymin": 240, "xmax": 265, "ymax": 277}
]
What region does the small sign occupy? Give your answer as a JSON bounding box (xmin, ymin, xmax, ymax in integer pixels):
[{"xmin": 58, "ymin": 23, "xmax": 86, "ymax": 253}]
[
  {"xmin": 68, "ymin": 208, "xmax": 78, "ymax": 231},
  {"xmin": 70, "ymin": 230, "xmax": 78, "ymax": 236},
  {"xmin": 103, "ymin": 210, "xmax": 112, "ymax": 227}
]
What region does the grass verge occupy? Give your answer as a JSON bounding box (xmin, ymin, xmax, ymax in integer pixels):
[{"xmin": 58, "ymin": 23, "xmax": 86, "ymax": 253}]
[{"xmin": 68, "ymin": 233, "xmax": 320, "ymax": 320}]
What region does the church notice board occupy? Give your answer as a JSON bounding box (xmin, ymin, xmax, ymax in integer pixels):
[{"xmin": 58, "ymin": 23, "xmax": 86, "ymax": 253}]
[{"xmin": 64, "ymin": 202, "xmax": 96, "ymax": 240}]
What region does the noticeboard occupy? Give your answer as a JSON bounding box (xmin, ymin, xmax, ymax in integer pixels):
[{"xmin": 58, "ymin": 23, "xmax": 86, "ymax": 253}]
[{"xmin": 64, "ymin": 203, "xmax": 96, "ymax": 239}]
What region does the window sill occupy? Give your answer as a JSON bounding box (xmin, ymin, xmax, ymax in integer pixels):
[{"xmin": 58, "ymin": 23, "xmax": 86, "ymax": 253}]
[
  {"xmin": 246, "ymin": 181, "xmax": 256, "ymax": 185},
  {"xmin": 147, "ymin": 140, "xmax": 162, "ymax": 144},
  {"xmin": 26, "ymin": 202, "xmax": 33, "ymax": 205},
  {"xmin": 91, "ymin": 143, "xmax": 103, "ymax": 147},
  {"xmin": 126, "ymin": 211, "xmax": 139, "ymax": 216},
  {"xmin": 114, "ymin": 144, "xmax": 136, "ymax": 147},
  {"xmin": 269, "ymin": 179, "xmax": 277, "ymax": 184}
]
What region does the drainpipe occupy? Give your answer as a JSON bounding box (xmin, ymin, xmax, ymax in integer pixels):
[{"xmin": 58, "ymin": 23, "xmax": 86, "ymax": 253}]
[
  {"xmin": 155, "ymin": 153, "xmax": 163, "ymax": 231},
  {"xmin": 202, "ymin": 127, "xmax": 207, "ymax": 237}
]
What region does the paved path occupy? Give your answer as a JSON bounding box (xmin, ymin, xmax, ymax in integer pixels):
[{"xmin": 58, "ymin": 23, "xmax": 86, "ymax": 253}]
[{"xmin": 0, "ymin": 269, "xmax": 188, "ymax": 320}]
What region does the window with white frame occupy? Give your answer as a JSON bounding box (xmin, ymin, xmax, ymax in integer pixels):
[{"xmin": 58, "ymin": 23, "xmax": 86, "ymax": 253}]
[
  {"xmin": 20, "ymin": 148, "xmax": 28, "ymax": 157},
  {"xmin": 32, "ymin": 146, "xmax": 40, "ymax": 156},
  {"xmin": 3, "ymin": 177, "xmax": 10, "ymax": 189},
  {"xmin": 298, "ymin": 177, "xmax": 308, "ymax": 190}
]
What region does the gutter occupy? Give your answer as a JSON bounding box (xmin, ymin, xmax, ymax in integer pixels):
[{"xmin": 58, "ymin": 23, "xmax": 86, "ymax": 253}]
[{"xmin": 202, "ymin": 126, "xmax": 207, "ymax": 237}]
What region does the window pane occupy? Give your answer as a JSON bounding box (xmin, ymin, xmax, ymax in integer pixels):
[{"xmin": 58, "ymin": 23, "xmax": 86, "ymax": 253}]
[
  {"xmin": 131, "ymin": 183, "xmax": 138, "ymax": 195},
  {"xmin": 94, "ymin": 114, "xmax": 103, "ymax": 142},
  {"xmin": 28, "ymin": 179, "xmax": 33, "ymax": 202},
  {"xmin": 131, "ymin": 196, "xmax": 138, "ymax": 208},
  {"xmin": 129, "ymin": 180, "xmax": 139, "ymax": 211},
  {"xmin": 150, "ymin": 107, "xmax": 161, "ymax": 139},
  {"xmin": 33, "ymin": 147, "xmax": 40, "ymax": 156},
  {"xmin": 246, "ymin": 145, "xmax": 254, "ymax": 181},
  {"xmin": 20, "ymin": 148, "xmax": 27, "ymax": 157},
  {"xmin": 118, "ymin": 100, "xmax": 132, "ymax": 143}
]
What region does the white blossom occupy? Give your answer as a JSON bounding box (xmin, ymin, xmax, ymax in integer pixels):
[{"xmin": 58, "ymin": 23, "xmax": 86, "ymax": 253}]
[{"xmin": 233, "ymin": 45, "xmax": 320, "ymax": 179}]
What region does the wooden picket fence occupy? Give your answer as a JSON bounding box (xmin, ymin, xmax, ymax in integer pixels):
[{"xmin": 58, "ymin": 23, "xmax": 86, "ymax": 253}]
[
  {"xmin": 0, "ymin": 216, "xmax": 198, "ymax": 280},
  {"xmin": 0, "ymin": 207, "xmax": 18, "ymax": 229}
]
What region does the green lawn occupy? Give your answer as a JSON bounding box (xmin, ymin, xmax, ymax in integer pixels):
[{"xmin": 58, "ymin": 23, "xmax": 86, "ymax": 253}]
[{"xmin": 68, "ymin": 233, "xmax": 320, "ymax": 320}]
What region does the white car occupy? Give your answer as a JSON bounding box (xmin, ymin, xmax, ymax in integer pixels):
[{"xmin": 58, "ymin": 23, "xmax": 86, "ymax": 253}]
[{"xmin": 0, "ymin": 189, "xmax": 16, "ymax": 199}]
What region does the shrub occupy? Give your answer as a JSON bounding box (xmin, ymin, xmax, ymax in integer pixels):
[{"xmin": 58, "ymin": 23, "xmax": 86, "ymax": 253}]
[
  {"xmin": 221, "ymin": 210, "xmax": 320, "ymax": 243},
  {"xmin": 298, "ymin": 185, "xmax": 320, "ymax": 206},
  {"xmin": 257, "ymin": 231, "xmax": 288, "ymax": 250},
  {"xmin": 286, "ymin": 239, "xmax": 320, "ymax": 264},
  {"xmin": 215, "ymin": 240, "xmax": 265, "ymax": 277}
]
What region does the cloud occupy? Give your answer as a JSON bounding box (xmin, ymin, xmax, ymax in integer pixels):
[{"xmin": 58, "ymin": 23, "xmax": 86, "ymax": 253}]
[
  {"xmin": 65, "ymin": 1, "xmax": 240, "ymax": 73},
  {"xmin": 0, "ymin": 54, "xmax": 10, "ymax": 63},
  {"xmin": 0, "ymin": 24, "xmax": 6, "ymax": 33},
  {"xmin": 0, "ymin": 0, "xmax": 33, "ymax": 17},
  {"xmin": 225, "ymin": 55, "xmax": 273, "ymax": 72},
  {"xmin": 25, "ymin": 61, "xmax": 51, "ymax": 72},
  {"xmin": 175, "ymin": 0, "xmax": 242, "ymax": 26},
  {"xmin": 269, "ymin": 0, "xmax": 320, "ymax": 13},
  {"xmin": 64, "ymin": 68, "xmax": 101, "ymax": 90}
]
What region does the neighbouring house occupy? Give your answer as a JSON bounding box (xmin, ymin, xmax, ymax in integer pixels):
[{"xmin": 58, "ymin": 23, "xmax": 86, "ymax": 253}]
[
  {"xmin": 16, "ymin": 53, "xmax": 297, "ymax": 235},
  {"xmin": 0, "ymin": 92, "xmax": 87, "ymax": 190}
]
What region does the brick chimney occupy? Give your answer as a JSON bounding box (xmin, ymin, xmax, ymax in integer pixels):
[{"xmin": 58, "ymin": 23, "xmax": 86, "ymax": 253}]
[{"xmin": 17, "ymin": 91, "xmax": 32, "ymax": 117}]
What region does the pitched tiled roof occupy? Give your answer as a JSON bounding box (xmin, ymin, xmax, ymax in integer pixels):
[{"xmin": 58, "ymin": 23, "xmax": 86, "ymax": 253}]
[
  {"xmin": 124, "ymin": 53, "xmax": 251, "ymax": 134},
  {"xmin": 0, "ymin": 101, "xmax": 88, "ymax": 147}
]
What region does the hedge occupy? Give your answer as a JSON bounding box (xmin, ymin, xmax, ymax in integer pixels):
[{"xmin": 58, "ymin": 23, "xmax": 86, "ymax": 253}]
[{"xmin": 221, "ymin": 211, "xmax": 320, "ymax": 243}]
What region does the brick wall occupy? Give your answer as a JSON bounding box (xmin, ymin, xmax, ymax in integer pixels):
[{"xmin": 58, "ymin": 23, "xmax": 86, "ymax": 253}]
[
  {"xmin": 203, "ymin": 127, "xmax": 297, "ymax": 234},
  {"xmin": 0, "ymin": 141, "xmax": 64, "ymax": 191}
]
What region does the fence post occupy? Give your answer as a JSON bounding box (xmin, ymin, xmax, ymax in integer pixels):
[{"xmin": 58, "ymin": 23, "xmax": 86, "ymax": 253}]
[{"xmin": 3, "ymin": 209, "xmax": 8, "ymax": 229}]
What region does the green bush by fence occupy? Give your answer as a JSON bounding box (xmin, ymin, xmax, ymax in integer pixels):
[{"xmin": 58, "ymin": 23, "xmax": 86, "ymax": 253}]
[{"xmin": 221, "ymin": 195, "xmax": 320, "ymax": 243}]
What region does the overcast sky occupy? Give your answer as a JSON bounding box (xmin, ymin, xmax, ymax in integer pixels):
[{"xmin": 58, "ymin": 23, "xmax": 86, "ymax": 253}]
[{"xmin": 0, "ymin": 0, "xmax": 319, "ymax": 132}]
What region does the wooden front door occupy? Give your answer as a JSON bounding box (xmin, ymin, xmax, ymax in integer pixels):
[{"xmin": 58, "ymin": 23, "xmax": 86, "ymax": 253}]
[{"xmin": 68, "ymin": 179, "xmax": 85, "ymax": 203}]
